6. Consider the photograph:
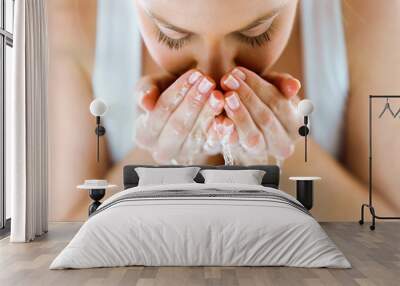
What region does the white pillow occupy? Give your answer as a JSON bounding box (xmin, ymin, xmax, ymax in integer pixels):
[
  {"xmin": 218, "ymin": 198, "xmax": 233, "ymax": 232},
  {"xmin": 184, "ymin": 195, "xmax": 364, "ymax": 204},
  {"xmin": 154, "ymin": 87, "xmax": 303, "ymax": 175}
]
[
  {"xmin": 135, "ymin": 167, "xmax": 200, "ymax": 186},
  {"xmin": 200, "ymin": 169, "xmax": 266, "ymax": 185}
]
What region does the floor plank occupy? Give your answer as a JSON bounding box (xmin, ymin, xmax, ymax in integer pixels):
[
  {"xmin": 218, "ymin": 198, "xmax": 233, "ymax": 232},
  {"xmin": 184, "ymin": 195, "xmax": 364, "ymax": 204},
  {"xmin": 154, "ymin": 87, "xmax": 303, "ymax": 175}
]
[{"xmin": 0, "ymin": 222, "xmax": 399, "ymax": 286}]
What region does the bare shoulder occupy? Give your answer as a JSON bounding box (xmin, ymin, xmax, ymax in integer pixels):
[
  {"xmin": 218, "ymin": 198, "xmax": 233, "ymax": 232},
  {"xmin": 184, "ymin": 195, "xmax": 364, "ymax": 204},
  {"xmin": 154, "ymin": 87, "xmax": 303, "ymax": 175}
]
[
  {"xmin": 343, "ymin": 0, "xmax": 400, "ymax": 92},
  {"xmin": 342, "ymin": 0, "xmax": 400, "ymax": 210},
  {"xmin": 47, "ymin": 0, "xmax": 97, "ymax": 74}
]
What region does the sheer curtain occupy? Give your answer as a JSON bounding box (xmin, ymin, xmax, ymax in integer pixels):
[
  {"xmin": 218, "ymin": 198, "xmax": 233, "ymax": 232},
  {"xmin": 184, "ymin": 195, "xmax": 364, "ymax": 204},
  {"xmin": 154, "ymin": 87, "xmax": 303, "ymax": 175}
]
[{"xmin": 8, "ymin": 0, "xmax": 48, "ymax": 242}]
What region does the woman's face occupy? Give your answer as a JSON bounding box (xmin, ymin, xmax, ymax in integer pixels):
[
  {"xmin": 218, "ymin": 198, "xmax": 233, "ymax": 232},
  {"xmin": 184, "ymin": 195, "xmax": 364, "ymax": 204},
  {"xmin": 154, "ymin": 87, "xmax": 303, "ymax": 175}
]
[{"xmin": 135, "ymin": 0, "xmax": 297, "ymax": 81}]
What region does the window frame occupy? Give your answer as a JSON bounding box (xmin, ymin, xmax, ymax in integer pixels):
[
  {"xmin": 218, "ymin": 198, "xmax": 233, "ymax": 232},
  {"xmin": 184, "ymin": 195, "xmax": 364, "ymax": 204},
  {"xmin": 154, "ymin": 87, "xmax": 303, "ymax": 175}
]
[{"xmin": 0, "ymin": 0, "xmax": 14, "ymax": 233}]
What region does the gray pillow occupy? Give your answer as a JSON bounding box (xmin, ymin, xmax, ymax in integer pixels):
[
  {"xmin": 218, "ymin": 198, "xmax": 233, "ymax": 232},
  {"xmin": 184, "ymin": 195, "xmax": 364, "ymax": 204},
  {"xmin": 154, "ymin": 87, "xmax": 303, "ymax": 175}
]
[
  {"xmin": 135, "ymin": 167, "xmax": 201, "ymax": 186},
  {"xmin": 200, "ymin": 169, "xmax": 266, "ymax": 185}
]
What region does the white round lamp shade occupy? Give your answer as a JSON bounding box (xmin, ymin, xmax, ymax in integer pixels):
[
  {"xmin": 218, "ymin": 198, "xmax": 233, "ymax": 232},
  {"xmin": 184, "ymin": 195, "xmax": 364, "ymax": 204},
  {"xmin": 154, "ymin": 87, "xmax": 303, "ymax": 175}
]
[
  {"xmin": 298, "ymin": 99, "xmax": 314, "ymax": 116},
  {"xmin": 90, "ymin": 99, "xmax": 108, "ymax": 116}
]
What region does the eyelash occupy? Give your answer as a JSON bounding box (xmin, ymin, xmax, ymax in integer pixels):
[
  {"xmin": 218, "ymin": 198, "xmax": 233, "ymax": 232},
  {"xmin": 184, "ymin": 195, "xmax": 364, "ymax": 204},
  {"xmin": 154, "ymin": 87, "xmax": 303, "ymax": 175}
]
[
  {"xmin": 235, "ymin": 30, "xmax": 272, "ymax": 47},
  {"xmin": 158, "ymin": 30, "xmax": 190, "ymax": 50},
  {"xmin": 157, "ymin": 26, "xmax": 273, "ymax": 50}
]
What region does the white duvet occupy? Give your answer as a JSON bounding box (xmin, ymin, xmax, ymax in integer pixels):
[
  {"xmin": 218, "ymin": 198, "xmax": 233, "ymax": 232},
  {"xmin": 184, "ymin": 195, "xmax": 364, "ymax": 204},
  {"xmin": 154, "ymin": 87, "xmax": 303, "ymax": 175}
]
[{"xmin": 50, "ymin": 183, "xmax": 350, "ymax": 269}]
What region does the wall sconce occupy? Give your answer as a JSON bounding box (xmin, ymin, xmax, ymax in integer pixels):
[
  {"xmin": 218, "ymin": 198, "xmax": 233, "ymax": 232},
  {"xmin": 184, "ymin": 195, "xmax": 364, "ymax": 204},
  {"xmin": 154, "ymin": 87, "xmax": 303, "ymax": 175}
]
[
  {"xmin": 89, "ymin": 99, "xmax": 107, "ymax": 162},
  {"xmin": 298, "ymin": 99, "xmax": 314, "ymax": 162}
]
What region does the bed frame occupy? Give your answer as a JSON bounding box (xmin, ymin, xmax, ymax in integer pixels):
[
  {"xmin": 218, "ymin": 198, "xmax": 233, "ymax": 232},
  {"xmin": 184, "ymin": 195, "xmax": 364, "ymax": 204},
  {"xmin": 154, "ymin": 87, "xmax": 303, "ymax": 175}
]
[{"xmin": 123, "ymin": 165, "xmax": 280, "ymax": 189}]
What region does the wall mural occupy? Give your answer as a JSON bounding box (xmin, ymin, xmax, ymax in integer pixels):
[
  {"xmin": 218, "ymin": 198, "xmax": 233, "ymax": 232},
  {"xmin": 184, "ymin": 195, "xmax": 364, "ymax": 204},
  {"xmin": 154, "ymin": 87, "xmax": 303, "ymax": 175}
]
[{"xmin": 47, "ymin": 0, "xmax": 400, "ymax": 221}]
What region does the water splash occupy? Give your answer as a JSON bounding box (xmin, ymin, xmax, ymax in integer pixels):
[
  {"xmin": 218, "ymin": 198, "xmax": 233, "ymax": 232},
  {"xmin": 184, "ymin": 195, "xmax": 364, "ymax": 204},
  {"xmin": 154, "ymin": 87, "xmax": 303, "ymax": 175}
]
[
  {"xmin": 222, "ymin": 142, "xmax": 234, "ymax": 165},
  {"xmin": 219, "ymin": 124, "xmax": 235, "ymax": 166},
  {"xmin": 275, "ymin": 158, "xmax": 284, "ymax": 174}
]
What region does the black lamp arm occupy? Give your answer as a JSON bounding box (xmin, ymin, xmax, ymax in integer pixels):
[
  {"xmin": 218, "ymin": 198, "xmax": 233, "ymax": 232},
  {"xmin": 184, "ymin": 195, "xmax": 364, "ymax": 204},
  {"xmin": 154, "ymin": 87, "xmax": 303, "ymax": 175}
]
[
  {"xmin": 94, "ymin": 116, "xmax": 106, "ymax": 162},
  {"xmin": 298, "ymin": 116, "xmax": 310, "ymax": 162}
]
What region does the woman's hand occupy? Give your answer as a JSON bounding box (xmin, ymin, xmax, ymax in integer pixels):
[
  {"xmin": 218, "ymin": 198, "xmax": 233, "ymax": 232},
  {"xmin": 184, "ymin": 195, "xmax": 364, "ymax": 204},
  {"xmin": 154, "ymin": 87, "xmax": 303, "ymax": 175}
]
[
  {"xmin": 205, "ymin": 67, "xmax": 302, "ymax": 165},
  {"xmin": 135, "ymin": 69, "xmax": 224, "ymax": 164}
]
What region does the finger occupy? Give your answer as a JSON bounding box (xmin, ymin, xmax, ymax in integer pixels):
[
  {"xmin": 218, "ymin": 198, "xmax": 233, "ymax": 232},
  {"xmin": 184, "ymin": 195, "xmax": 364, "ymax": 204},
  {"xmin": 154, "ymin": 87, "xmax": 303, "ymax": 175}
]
[
  {"xmin": 222, "ymin": 73, "xmax": 294, "ymax": 159},
  {"xmin": 264, "ymin": 71, "xmax": 301, "ymax": 99},
  {"xmin": 224, "ymin": 91, "xmax": 266, "ymax": 155},
  {"xmin": 138, "ymin": 84, "xmax": 159, "ymax": 112},
  {"xmin": 203, "ymin": 116, "xmax": 225, "ymax": 155},
  {"xmin": 222, "ymin": 67, "xmax": 301, "ymax": 139},
  {"xmin": 265, "ymin": 72, "xmax": 301, "ymax": 106},
  {"xmin": 220, "ymin": 117, "xmax": 239, "ymax": 145},
  {"xmin": 218, "ymin": 117, "xmax": 241, "ymax": 165},
  {"xmin": 136, "ymin": 72, "xmax": 177, "ymax": 111},
  {"xmin": 218, "ymin": 117, "xmax": 268, "ymax": 165},
  {"xmin": 196, "ymin": 90, "xmax": 225, "ymax": 133},
  {"xmin": 135, "ymin": 69, "xmax": 203, "ymax": 148},
  {"xmin": 179, "ymin": 90, "xmax": 224, "ymax": 160},
  {"xmin": 204, "ymin": 122, "xmax": 222, "ymax": 155},
  {"xmin": 153, "ymin": 75, "xmax": 216, "ymax": 163},
  {"xmin": 208, "ymin": 90, "xmax": 225, "ymax": 115},
  {"xmin": 203, "ymin": 90, "xmax": 225, "ymax": 137}
]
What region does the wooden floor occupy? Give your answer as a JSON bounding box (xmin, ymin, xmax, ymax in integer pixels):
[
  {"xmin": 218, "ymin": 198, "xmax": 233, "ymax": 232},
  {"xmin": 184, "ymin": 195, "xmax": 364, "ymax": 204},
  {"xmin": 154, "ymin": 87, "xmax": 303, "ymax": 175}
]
[{"xmin": 0, "ymin": 222, "xmax": 399, "ymax": 286}]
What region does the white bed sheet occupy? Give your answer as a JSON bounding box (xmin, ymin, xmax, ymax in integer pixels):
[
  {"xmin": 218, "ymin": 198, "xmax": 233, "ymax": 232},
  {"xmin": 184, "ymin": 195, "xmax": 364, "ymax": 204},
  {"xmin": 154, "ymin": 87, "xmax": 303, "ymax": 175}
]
[{"xmin": 50, "ymin": 183, "xmax": 350, "ymax": 269}]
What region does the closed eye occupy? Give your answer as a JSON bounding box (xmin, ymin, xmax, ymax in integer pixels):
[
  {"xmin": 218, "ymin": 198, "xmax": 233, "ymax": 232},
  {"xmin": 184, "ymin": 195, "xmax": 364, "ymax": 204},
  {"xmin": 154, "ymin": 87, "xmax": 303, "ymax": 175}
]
[
  {"xmin": 158, "ymin": 29, "xmax": 191, "ymax": 50},
  {"xmin": 235, "ymin": 14, "xmax": 277, "ymax": 47},
  {"xmin": 150, "ymin": 9, "xmax": 280, "ymax": 50},
  {"xmin": 158, "ymin": 24, "xmax": 190, "ymax": 40},
  {"xmin": 239, "ymin": 15, "xmax": 276, "ymax": 37},
  {"xmin": 155, "ymin": 20, "xmax": 192, "ymax": 50},
  {"xmin": 235, "ymin": 30, "xmax": 272, "ymax": 47}
]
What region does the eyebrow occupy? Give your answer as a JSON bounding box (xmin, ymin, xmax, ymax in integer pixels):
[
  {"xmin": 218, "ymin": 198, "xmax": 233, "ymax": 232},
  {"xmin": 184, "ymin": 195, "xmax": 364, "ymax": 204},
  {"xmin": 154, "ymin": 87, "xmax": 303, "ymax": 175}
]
[
  {"xmin": 237, "ymin": 8, "xmax": 281, "ymax": 32},
  {"xmin": 145, "ymin": 6, "xmax": 283, "ymax": 35},
  {"xmin": 145, "ymin": 10, "xmax": 192, "ymax": 34}
]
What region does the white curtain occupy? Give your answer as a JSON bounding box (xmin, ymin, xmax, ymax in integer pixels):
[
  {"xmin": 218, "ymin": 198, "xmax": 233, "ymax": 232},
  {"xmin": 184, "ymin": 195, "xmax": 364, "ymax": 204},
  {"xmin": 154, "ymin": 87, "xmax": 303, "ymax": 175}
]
[{"xmin": 8, "ymin": 0, "xmax": 48, "ymax": 242}]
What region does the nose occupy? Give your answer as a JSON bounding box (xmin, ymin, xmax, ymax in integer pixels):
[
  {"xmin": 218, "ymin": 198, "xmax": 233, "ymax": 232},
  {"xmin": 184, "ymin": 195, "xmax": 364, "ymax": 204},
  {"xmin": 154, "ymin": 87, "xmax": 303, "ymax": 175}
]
[{"xmin": 195, "ymin": 38, "xmax": 236, "ymax": 84}]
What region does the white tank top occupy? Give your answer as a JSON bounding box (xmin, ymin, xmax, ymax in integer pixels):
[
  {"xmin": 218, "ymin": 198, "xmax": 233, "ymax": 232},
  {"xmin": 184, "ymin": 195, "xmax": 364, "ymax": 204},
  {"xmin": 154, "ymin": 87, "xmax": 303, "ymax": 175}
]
[{"xmin": 93, "ymin": 0, "xmax": 349, "ymax": 162}]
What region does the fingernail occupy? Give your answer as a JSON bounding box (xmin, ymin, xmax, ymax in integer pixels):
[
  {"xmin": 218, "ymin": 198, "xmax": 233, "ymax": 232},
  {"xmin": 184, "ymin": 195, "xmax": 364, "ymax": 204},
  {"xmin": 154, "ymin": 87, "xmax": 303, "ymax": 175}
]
[
  {"xmin": 225, "ymin": 92, "xmax": 240, "ymax": 110},
  {"xmin": 294, "ymin": 78, "xmax": 301, "ymax": 89},
  {"xmin": 198, "ymin": 77, "xmax": 214, "ymax": 94},
  {"xmin": 285, "ymin": 79, "xmax": 301, "ymax": 95},
  {"xmin": 223, "ymin": 75, "xmax": 240, "ymax": 90},
  {"xmin": 232, "ymin": 68, "xmax": 246, "ymax": 80},
  {"xmin": 140, "ymin": 83, "xmax": 154, "ymax": 96},
  {"xmin": 188, "ymin": 71, "xmax": 202, "ymax": 84},
  {"xmin": 209, "ymin": 93, "xmax": 221, "ymax": 109}
]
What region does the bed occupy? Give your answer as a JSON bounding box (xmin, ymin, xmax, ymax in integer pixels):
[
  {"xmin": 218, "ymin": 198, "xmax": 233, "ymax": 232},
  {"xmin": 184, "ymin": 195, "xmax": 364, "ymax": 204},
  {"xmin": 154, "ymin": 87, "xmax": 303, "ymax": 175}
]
[{"xmin": 50, "ymin": 165, "xmax": 350, "ymax": 269}]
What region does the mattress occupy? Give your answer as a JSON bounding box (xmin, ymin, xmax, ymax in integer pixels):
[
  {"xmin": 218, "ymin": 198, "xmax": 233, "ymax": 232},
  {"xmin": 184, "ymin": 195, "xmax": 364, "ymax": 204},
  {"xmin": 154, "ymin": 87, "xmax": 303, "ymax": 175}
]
[{"xmin": 50, "ymin": 183, "xmax": 350, "ymax": 269}]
